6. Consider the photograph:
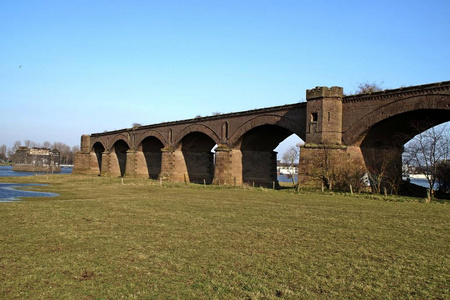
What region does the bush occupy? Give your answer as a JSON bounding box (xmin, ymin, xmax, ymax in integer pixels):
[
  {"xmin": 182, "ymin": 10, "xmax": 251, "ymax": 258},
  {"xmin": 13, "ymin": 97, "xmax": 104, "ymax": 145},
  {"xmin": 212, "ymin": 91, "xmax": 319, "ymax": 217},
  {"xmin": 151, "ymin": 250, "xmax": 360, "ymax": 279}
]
[
  {"xmin": 333, "ymin": 168, "xmax": 367, "ymax": 193},
  {"xmin": 436, "ymin": 160, "xmax": 450, "ymax": 193}
]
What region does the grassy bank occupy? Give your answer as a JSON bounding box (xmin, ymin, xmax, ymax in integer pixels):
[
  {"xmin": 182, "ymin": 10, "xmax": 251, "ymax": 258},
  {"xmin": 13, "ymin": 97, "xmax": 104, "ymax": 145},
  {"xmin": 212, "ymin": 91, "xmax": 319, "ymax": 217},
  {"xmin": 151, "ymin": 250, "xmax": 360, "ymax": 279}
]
[{"xmin": 0, "ymin": 175, "xmax": 448, "ymax": 299}]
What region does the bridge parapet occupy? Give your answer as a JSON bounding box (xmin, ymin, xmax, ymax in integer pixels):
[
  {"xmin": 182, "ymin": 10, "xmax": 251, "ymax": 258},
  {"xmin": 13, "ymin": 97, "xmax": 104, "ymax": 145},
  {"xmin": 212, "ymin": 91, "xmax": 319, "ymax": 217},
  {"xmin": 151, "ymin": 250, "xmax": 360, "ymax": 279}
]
[{"xmin": 343, "ymin": 80, "xmax": 450, "ymax": 103}]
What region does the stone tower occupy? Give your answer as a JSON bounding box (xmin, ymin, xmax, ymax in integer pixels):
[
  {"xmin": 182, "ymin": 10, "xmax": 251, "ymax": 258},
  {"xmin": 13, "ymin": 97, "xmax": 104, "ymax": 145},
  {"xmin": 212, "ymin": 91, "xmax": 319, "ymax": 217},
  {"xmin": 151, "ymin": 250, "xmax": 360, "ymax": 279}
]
[{"xmin": 305, "ymin": 86, "xmax": 343, "ymax": 145}]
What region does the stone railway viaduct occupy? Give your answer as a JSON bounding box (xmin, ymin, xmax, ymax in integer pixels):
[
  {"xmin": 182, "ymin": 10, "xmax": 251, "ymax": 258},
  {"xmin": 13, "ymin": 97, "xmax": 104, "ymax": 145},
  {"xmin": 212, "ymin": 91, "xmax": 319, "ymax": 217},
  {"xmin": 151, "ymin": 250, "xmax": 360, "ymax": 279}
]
[{"xmin": 74, "ymin": 81, "xmax": 450, "ymax": 187}]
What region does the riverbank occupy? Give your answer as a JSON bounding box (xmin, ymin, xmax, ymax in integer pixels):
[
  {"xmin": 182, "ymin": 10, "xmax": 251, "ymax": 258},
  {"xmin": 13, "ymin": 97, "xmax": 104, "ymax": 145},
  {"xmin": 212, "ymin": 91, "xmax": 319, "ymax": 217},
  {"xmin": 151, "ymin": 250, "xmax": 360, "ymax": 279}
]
[{"xmin": 0, "ymin": 175, "xmax": 448, "ymax": 299}]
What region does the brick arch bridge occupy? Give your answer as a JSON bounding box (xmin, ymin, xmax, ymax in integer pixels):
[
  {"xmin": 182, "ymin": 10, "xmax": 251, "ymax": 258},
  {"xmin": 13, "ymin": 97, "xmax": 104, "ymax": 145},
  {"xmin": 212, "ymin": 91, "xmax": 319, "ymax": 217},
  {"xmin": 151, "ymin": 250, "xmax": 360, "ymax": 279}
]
[{"xmin": 74, "ymin": 81, "xmax": 450, "ymax": 187}]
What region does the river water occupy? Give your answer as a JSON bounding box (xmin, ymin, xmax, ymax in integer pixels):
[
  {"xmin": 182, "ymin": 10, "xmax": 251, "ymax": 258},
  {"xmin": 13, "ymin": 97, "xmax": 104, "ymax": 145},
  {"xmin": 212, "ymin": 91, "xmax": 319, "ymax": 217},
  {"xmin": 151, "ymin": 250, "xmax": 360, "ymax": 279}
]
[
  {"xmin": 0, "ymin": 165, "xmax": 71, "ymax": 202},
  {"xmin": 0, "ymin": 165, "xmax": 72, "ymax": 177},
  {"xmin": 278, "ymin": 174, "xmax": 298, "ymax": 183},
  {"xmin": 0, "ymin": 183, "xmax": 59, "ymax": 202}
]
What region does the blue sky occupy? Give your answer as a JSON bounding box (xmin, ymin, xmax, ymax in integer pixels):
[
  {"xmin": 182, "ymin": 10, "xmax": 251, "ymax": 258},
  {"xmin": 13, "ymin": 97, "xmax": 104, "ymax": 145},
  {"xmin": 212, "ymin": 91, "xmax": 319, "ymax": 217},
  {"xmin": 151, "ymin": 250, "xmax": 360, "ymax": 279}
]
[{"xmin": 1, "ymin": 0, "xmax": 449, "ymax": 155}]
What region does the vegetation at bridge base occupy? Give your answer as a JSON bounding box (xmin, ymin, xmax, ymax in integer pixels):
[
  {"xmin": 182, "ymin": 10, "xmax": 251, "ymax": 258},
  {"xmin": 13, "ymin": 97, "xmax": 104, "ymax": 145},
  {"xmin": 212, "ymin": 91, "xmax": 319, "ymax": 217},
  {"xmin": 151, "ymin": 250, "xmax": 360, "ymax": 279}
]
[
  {"xmin": 436, "ymin": 160, "xmax": 450, "ymax": 194},
  {"xmin": 0, "ymin": 175, "xmax": 449, "ymax": 299}
]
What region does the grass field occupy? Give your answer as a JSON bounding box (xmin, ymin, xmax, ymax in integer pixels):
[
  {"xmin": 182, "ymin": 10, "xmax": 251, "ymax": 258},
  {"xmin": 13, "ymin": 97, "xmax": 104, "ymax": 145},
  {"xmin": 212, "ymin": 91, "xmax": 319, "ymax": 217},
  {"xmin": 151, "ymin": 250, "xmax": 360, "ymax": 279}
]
[{"xmin": 0, "ymin": 175, "xmax": 449, "ymax": 299}]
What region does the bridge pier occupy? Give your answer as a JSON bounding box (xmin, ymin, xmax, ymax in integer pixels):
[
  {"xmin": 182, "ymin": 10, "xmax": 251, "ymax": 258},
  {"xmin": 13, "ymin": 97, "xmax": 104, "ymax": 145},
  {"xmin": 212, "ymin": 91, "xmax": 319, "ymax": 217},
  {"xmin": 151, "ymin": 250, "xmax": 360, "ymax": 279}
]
[
  {"xmin": 160, "ymin": 147, "xmax": 176, "ymax": 180},
  {"xmin": 122, "ymin": 150, "xmax": 149, "ymax": 178},
  {"xmin": 73, "ymin": 135, "xmax": 99, "ymax": 175},
  {"xmin": 135, "ymin": 151, "xmax": 149, "ymax": 178},
  {"xmin": 124, "ymin": 150, "xmax": 136, "ymax": 177},
  {"xmin": 298, "ymin": 86, "xmax": 367, "ymax": 187},
  {"xmin": 101, "ymin": 151, "xmax": 121, "ymax": 177},
  {"xmin": 298, "ymin": 145, "xmax": 366, "ymax": 187},
  {"xmin": 73, "ymin": 151, "xmax": 98, "ymax": 175},
  {"xmin": 242, "ymin": 150, "xmax": 278, "ymax": 187},
  {"xmin": 213, "ymin": 146, "xmax": 243, "ymax": 185}
]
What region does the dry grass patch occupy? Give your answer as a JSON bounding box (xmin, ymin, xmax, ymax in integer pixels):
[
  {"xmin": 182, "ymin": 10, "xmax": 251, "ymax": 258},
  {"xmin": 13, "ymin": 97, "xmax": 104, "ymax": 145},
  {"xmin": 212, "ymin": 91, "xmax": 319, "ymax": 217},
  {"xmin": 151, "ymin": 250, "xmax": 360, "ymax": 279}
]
[{"xmin": 0, "ymin": 175, "xmax": 449, "ymax": 299}]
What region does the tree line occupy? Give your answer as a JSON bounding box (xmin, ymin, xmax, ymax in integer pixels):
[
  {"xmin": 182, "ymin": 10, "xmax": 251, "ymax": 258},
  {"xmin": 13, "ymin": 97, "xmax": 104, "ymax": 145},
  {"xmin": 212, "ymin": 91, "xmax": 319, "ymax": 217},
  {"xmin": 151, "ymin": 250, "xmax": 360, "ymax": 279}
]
[{"xmin": 0, "ymin": 140, "xmax": 80, "ymax": 165}]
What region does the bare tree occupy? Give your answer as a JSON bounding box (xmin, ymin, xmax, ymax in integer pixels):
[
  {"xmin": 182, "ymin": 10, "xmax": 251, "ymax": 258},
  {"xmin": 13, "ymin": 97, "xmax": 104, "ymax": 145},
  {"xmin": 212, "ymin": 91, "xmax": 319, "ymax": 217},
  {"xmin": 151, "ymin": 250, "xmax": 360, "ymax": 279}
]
[
  {"xmin": 0, "ymin": 144, "xmax": 7, "ymax": 162},
  {"xmin": 282, "ymin": 145, "xmax": 301, "ymax": 185},
  {"xmin": 436, "ymin": 160, "xmax": 450, "ymax": 193},
  {"xmin": 72, "ymin": 145, "xmax": 80, "ymax": 153},
  {"xmin": 404, "ymin": 124, "xmax": 449, "ymax": 201},
  {"xmin": 42, "ymin": 141, "xmax": 52, "ymax": 149},
  {"xmin": 364, "ymin": 147, "xmax": 402, "ymax": 195},
  {"xmin": 23, "ymin": 140, "xmax": 36, "ymax": 148},
  {"xmin": 334, "ymin": 167, "xmax": 367, "ymax": 193},
  {"xmin": 8, "ymin": 141, "xmax": 22, "ymax": 161},
  {"xmin": 354, "ymin": 81, "xmax": 384, "ymax": 94},
  {"xmin": 282, "ymin": 145, "xmax": 300, "ymax": 167},
  {"xmin": 52, "ymin": 142, "xmax": 72, "ymax": 165}
]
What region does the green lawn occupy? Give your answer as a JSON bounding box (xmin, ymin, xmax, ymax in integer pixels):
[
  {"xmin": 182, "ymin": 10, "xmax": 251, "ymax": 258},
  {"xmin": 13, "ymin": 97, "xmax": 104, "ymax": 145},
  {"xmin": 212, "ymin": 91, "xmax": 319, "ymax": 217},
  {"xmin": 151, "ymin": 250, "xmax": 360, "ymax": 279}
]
[{"xmin": 0, "ymin": 175, "xmax": 449, "ymax": 299}]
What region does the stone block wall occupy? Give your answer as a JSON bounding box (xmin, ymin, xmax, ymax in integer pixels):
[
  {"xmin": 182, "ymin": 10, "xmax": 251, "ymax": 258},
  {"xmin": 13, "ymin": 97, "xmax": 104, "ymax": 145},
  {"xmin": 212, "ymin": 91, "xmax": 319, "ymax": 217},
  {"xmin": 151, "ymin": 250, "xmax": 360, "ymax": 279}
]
[
  {"xmin": 13, "ymin": 147, "xmax": 61, "ymax": 173},
  {"xmin": 298, "ymin": 145, "xmax": 365, "ymax": 187},
  {"xmin": 242, "ymin": 150, "xmax": 278, "ymax": 187}
]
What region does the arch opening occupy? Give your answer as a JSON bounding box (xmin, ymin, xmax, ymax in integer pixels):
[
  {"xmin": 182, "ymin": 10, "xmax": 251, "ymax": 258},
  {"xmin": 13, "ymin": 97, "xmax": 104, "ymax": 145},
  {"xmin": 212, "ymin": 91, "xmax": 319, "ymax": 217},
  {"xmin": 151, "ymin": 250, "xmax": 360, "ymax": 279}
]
[
  {"xmin": 141, "ymin": 137, "xmax": 164, "ymax": 179},
  {"xmin": 112, "ymin": 140, "xmax": 130, "ymax": 177},
  {"xmin": 402, "ymin": 122, "xmax": 449, "ymax": 195},
  {"xmin": 91, "ymin": 142, "xmax": 105, "ymax": 174},
  {"xmin": 359, "ymin": 110, "xmax": 450, "ymax": 195},
  {"xmin": 180, "ymin": 132, "xmax": 216, "ymax": 184},
  {"xmin": 275, "ymin": 133, "xmax": 304, "ymax": 185},
  {"xmin": 239, "ymin": 125, "xmax": 294, "ymax": 187}
]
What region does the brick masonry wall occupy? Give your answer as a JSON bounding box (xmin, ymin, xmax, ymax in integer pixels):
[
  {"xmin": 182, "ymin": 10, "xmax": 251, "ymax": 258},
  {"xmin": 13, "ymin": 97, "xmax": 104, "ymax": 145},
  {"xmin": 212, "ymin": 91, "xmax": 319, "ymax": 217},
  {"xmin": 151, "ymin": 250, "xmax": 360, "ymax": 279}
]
[
  {"xmin": 298, "ymin": 145, "xmax": 365, "ymax": 187},
  {"xmin": 73, "ymin": 82, "xmax": 450, "ymax": 187}
]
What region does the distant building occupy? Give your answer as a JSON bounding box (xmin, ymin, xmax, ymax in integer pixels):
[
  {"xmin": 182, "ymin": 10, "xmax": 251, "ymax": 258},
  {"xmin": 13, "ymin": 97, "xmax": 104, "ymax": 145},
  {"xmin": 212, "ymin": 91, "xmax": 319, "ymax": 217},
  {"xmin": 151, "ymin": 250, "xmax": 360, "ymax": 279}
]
[
  {"xmin": 277, "ymin": 161, "xmax": 298, "ymax": 175},
  {"xmin": 13, "ymin": 147, "xmax": 61, "ymax": 173}
]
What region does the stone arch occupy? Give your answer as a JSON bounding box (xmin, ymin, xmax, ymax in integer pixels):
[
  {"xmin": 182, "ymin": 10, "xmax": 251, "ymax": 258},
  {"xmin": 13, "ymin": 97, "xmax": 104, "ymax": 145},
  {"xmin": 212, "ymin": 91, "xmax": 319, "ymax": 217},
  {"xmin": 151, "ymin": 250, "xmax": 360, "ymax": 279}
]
[
  {"xmin": 109, "ymin": 134, "xmax": 132, "ymax": 152},
  {"xmin": 90, "ymin": 137, "xmax": 108, "ymax": 152},
  {"xmin": 225, "ymin": 115, "xmax": 304, "ymax": 187},
  {"xmin": 91, "ymin": 142, "xmax": 105, "ymax": 174},
  {"xmin": 342, "ymin": 94, "xmax": 450, "ymax": 194},
  {"xmin": 136, "ymin": 130, "xmax": 168, "ymax": 149},
  {"xmin": 343, "ymin": 94, "xmax": 450, "ymax": 146},
  {"xmin": 173, "ymin": 124, "xmax": 221, "ymax": 149},
  {"xmin": 111, "ymin": 139, "xmax": 130, "ymax": 177},
  {"xmin": 179, "ymin": 131, "xmax": 217, "ymax": 184},
  {"xmin": 89, "ymin": 137, "xmax": 109, "ymax": 153},
  {"xmin": 228, "ymin": 114, "xmax": 305, "ymax": 148},
  {"xmin": 138, "ymin": 136, "xmax": 165, "ymax": 179},
  {"xmin": 238, "ymin": 124, "xmax": 295, "ymax": 187}
]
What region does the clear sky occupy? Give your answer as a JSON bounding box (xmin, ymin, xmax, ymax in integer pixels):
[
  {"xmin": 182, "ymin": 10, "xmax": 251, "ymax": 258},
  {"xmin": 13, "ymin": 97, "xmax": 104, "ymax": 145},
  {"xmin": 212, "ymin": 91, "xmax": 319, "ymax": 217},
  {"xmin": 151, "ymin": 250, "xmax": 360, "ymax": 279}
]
[{"xmin": 1, "ymin": 0, "xmax": 449, "ymax": 155}]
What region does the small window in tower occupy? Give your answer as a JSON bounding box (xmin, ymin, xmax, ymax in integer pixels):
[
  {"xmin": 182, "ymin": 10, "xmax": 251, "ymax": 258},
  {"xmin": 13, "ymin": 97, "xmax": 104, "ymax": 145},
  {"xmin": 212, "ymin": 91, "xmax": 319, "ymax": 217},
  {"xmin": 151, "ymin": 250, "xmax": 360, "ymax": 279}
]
[
  {"xmin": 311, "ymin": 112, "xmax": 318, "ymax": 122},
  {"xmin": 328, "ymin": 112, "xmax": 330, "ymax": 122}
]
